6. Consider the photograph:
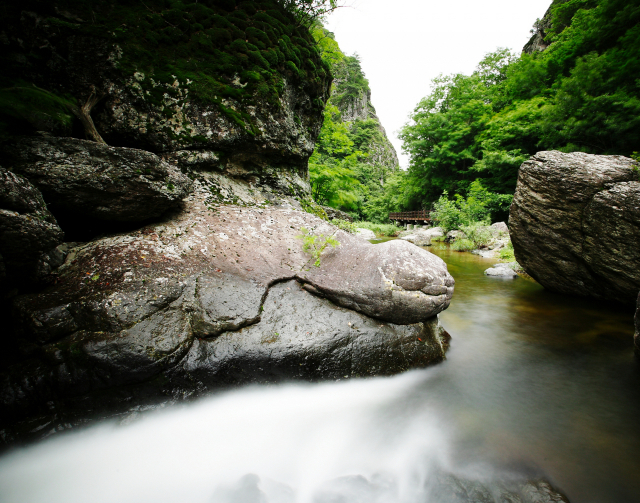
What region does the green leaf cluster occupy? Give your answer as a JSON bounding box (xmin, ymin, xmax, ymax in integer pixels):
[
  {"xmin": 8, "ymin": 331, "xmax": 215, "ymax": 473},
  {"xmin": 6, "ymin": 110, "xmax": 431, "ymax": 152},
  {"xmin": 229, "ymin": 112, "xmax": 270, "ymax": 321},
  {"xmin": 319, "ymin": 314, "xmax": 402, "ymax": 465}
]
[
  {"xmin": 296, "ymin": 226, "xmax": 340, "ymax": 268},
  {"xmin": 431, "ymin": 180, "xmax": 512, "ymax": 233},
  {"xmin": 399, "ymin": 0, "xmax": 640, "ymax": 215},
  {"xmin": 354, "ymin": 221, "xmax": 403, "ymax": 237}
]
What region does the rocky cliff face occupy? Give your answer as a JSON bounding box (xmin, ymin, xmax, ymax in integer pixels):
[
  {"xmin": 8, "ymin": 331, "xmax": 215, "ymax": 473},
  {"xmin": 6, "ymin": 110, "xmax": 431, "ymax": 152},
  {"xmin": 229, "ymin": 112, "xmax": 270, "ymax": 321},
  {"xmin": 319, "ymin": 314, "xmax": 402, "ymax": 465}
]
[
  {"xmin": 0, "ymin": 180, "xmax": 454, "ymax": 443},
  {"xmin": 331, "ymin": 58, "xmax": 399, "ymax": 173},
  {"xmin": 523, "ymin": 5, "xmax": 553, "ymax": 54},
  {"xmin": 0, "ymin": 1, "xmax": 454, "ymax": 442},
  {"xmin": 509, "ymin": 151, "xmax": 640, "ymax": 305},
  {"xmin": 0, "ymin": 0, "xmax": 331, "ymax": 180}
]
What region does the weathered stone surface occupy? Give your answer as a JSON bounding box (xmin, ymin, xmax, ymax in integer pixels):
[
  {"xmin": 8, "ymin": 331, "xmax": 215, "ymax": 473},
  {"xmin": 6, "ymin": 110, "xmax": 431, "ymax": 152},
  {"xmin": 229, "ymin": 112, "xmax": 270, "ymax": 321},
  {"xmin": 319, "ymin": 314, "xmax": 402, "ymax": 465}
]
[
  {"xmin": 509, "ymin": 151, "xmax": 640, "ymax": 304},
  {"xmin": 176, "ymin": 280, "xmax": 449, "ymax": 386},
  {"xmin": 491, "ymin": 221, "xmax": 509, "ymax": 235},
  {"xmin": 1, "ymin": 2, "xmax": 330, "ymax": 167},
  {"xmin": 401, "ymin": 230, "xmax": 432, "ymax": 246},
  {"xmin": 400, "ymin": 227, "xmax": 446, "ymax": 246},
  {"xmin": 0, "ymin": 181, "xmax": 454, "ymax": 437},
  {"xmin": 303, "ymin": 239, "xmax": 453, "ymax": 324},
  {"xmin": 2, "ymin": 136, "xmax": 192, "ymax": 222},
  {"xmin": 447, "ymin": 230, "xmax": 466, "ymax": 242},
  {"xmin": 323, "ymin": 206, "xmax": 353, "ymax": 222},
  {"xmin": 0, "ymin": 167, "xmax": 64, "ymax": 289},
  {"xmin": 430, "ymin": 472, "xmax": 569, "ymax": 503},
  {"xmin": 427, "ymin": 227, "xmax": 445, "ymax": 238}
]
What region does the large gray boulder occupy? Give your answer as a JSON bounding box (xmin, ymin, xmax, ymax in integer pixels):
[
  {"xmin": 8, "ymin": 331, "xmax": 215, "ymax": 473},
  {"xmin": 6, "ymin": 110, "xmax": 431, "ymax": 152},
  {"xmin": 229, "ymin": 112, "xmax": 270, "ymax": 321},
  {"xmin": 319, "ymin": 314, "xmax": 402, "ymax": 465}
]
[
  {"xmin": 0, "ymin": 168, "xmax": 64, "ymax": 289},
  {"xmin": 0, "ymin": 181, "xmax": 454, "ymax": 440},
  {"xmin": 509, "ymin": 151, "xmax": 640, "ymax": 305},
  {"xmin": 2, "ymin": 136, "xmax": 192, "ymax": 222}
]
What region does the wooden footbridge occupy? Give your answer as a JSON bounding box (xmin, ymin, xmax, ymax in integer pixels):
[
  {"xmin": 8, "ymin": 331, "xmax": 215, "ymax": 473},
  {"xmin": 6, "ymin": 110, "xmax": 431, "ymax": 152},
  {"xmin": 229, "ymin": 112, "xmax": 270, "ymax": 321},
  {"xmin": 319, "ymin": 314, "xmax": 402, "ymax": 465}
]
[{"xmin": 389, "ymin": 210, "xmax": 432, "ymax": 228}]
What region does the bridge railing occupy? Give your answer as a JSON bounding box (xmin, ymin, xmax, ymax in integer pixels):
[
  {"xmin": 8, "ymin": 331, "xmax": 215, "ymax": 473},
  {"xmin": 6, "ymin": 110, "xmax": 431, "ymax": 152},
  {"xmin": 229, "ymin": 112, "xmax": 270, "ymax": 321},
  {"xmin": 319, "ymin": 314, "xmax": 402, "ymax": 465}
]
[{"xmin": 389, "ymin": 211, "xmax": 432, "ymax": 221}]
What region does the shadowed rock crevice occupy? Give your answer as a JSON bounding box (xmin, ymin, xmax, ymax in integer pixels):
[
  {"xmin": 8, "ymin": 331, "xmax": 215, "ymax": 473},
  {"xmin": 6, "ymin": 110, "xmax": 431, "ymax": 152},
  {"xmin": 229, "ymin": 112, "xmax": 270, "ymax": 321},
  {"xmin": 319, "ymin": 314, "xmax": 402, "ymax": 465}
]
[{"xmin": 0, "ymin": 167, "xmax": 64, "ymax": 293}]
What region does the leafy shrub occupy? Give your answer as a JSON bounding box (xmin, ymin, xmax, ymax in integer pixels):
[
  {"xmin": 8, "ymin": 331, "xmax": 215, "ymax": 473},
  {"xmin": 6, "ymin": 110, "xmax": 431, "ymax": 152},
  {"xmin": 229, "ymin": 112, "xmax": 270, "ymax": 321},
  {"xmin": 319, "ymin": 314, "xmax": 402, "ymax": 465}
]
[
  {"xmin": 460, "ymin": 222, "xmax": 492, "ymax": 248},
  {"xmin": 451, "ymin": 239, "xmax": 475, "ymax": 252},
  {"xmin": 431, "ymin": 191, "xmax": 460, "ymax": 233},
  {"xmin": 498, "ymin": 240, "xmax": 515, "ymax": 261},
  {"xmin": 332, "ymin": 219, "xmax": 358, "ymax": 234},
  {"xmin": 355, "ymin": 221, "xmax": 402, "ymax": 237}
]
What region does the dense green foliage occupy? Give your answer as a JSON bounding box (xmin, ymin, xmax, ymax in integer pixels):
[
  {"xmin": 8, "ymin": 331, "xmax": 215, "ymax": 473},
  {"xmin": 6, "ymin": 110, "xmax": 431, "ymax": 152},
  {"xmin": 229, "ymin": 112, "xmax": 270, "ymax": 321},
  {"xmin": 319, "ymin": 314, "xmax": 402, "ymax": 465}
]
[
  {"xmin": 354, "ymin": 221, "xmax": 403, "ymax": 237},
  {"xmin": 0, "ymin": 0, "xmax": 331, "ymax": 139},
  {"xmin": 308, "ymin": 25, "xmax": 400, "ymax": 222},
  {"xmin": 431, "ymin": 180, "xmax": 512, "ymax": 232},
  {"xmin": 399, "ymin": 0, "xmax": 640, "ymax": 219}
]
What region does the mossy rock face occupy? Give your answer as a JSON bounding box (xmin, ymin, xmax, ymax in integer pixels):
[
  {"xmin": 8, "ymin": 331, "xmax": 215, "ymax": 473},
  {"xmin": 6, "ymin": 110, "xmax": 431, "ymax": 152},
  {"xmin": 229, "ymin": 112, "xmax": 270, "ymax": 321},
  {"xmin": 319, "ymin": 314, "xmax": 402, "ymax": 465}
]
[{"xmin": 0, "ymin": 0, "xmax": 331, "ymax": 165}]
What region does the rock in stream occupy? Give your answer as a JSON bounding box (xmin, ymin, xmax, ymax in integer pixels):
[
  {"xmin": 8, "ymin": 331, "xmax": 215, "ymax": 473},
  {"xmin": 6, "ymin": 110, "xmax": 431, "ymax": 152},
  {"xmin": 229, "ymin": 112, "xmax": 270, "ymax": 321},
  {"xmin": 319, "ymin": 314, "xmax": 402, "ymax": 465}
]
[{"xmin": 509, "ymin": 151, "xmax": 640, "ymax": 305}]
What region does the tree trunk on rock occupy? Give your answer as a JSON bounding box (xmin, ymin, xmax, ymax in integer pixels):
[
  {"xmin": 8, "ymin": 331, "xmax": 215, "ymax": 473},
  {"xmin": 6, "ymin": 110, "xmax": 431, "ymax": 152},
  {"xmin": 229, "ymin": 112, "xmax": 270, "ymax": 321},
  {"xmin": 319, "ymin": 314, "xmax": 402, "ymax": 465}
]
[{"xmin": 70, "ymin": 87, "xmax": 107, "ymax": 145}]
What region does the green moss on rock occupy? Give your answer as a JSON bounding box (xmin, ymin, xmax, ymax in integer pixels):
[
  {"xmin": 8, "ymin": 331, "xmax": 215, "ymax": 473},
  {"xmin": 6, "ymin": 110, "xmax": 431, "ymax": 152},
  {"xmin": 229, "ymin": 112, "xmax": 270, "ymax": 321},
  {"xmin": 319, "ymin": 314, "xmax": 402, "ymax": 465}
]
[{"xmin": 0, "ymin": 0, "xmax": 331, "ymax": 144}]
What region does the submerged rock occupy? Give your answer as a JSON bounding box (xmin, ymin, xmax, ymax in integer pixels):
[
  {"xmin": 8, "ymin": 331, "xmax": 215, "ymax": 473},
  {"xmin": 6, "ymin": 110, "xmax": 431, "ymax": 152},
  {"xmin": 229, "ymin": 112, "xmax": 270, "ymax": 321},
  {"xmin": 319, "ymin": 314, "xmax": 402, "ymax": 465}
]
[
  {"xmin": 0, "ymin": 167, "xmax": 64, "ymax": 290},
  {"xmin": 430, "ymin": 472, "xmax": 569, "ymax": 503},
  {"xmin": 484, "ymin": 263, "xmax": 518, "ymax": 278},
  {"xmin": 210, "ymin": 470, "xmax": 570, "ymax": 503},
  {"xmin": 509, "ymin": 151, "xmax": 640, "ymax": 305},
  {"xmin": 2, "ymin": 136, "xmax": 192, "ymax": 222}
]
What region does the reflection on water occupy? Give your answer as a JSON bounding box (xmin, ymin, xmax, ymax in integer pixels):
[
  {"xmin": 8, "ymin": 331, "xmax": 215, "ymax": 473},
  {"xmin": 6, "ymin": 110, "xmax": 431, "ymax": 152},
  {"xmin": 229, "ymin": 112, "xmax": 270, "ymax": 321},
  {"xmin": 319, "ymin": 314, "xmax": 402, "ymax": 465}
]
[
  {"xmin": 0, "ymin": 243, "xmax": 638, "ymax": 503},
  {"xmin": 429, "ymin": 243, "xmax": 640, "ymax": 503}
]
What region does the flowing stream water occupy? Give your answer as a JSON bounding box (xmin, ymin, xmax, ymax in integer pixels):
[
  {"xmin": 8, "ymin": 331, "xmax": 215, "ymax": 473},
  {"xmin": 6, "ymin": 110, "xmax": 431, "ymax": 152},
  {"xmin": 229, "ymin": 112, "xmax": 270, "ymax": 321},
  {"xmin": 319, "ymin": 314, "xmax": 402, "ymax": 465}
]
[{"xmin": 0, "ymin": 243, "xmax": 638, "ymax": 503}]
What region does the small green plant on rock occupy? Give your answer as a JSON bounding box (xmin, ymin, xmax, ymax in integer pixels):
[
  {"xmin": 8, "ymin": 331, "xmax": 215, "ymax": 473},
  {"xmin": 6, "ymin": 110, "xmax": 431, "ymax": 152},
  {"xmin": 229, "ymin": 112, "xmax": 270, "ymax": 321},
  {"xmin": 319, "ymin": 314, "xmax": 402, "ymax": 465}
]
[{"xmin": 296, "ymin": 227, "xmax": 339, "ymax": 268}]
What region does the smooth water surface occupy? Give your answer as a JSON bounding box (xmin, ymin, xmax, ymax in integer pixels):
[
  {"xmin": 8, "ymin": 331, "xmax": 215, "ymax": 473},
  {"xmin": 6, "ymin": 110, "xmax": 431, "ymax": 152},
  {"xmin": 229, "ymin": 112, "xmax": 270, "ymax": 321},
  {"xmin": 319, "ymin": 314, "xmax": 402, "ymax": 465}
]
[
  {"xmin": 428, "ymin": 243, "xmax": 640, "ymax": 503},
  {"xmin": 0, "ymin": 244, "xmax": 638, "ymax": 503}
]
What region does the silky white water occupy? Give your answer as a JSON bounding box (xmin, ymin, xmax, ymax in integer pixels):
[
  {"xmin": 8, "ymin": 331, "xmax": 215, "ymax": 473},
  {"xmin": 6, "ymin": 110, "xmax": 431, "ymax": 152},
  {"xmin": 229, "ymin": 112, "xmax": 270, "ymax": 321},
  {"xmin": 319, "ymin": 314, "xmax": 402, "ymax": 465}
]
[
  {"xmin": 1, "ymin": 244, "xmax": 639, "ymax": 503},
  {"xmin": 0, "ymin": 372, "xmax": 462, "ymax": 503}
]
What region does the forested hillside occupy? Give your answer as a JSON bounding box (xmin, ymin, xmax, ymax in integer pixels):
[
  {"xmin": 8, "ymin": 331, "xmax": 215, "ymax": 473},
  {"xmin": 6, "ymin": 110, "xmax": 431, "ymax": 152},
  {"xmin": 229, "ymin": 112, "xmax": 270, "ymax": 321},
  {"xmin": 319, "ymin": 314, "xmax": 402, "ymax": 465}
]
[
  {"xmin": 308, "ymin": 25, "xmax": 400, "ymax": 221},
  {"xmin": 343, "ymin": 0, "xmax": 640, "ymax": 223}
]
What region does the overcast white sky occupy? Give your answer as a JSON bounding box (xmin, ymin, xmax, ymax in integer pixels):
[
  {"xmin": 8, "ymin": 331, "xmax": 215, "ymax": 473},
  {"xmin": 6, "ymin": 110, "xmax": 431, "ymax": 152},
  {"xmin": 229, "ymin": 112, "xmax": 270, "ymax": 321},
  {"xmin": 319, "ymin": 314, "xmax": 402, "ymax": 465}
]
[{"xmin": 324, "ymin": 0, "xmax": 552, "ymax": 168}]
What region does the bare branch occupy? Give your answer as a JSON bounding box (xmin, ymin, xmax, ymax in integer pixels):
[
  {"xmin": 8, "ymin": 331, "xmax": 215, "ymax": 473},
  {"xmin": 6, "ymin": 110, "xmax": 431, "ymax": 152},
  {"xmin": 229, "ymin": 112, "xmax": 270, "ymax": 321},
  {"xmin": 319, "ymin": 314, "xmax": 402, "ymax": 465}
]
[{"xmin": 69, "ymin": 86, "xmax": 107, "ymax": 144}]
